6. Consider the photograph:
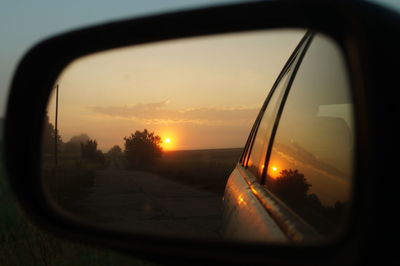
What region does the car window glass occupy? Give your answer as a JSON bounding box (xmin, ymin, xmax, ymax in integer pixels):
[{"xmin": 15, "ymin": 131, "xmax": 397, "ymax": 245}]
[
  {"xmin": 265, "ymin": 33, "xmax": 354, "ymax": 236},
  {"xmin": 246, "ymin": 71, "xmax": 291, "ymax": 180}
]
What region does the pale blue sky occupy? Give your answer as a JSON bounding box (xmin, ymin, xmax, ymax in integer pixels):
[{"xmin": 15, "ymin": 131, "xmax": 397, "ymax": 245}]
[
  {"xmin": 0, "ymin": 0, "xmax": 399, "ymax": 117},
  {"xmin": 0, "ymin": 0, "xmax": 243, "ymax": 116}
]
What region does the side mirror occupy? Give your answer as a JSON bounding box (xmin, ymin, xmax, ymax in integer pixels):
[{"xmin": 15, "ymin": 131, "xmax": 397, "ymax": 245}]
[{"xmin": 4, "ymin": 1, "xmax": 400, "ymax": 264}]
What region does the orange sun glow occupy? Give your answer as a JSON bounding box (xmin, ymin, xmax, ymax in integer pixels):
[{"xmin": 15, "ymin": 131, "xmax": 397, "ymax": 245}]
[
  {"xmin": 162, "ymin": 137, "xmax": 174, "ymax": 150},
  {"xmin": 269, "ymin": 165, "xmax": 280, "ymax": 179}
]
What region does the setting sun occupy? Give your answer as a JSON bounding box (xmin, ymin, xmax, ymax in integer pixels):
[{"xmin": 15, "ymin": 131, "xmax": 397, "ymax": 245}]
[{"xmin": 162, "ymin": 136, "xmax": 175, "ymax": 151}]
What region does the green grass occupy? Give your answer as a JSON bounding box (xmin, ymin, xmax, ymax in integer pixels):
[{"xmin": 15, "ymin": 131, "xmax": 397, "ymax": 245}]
[{"xmin": 0, "ymin": 152, "xmax": 157, "ymax": 266}]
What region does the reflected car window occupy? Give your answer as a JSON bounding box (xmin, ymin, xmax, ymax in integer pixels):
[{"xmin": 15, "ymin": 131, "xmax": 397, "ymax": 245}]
[
  {"xmin": 246, "ymin": 71, "xmax": 291, "ymax": 181},
  {"xmin": 265, "ymin": 33, "xmax": 354, "ymax": 236}
]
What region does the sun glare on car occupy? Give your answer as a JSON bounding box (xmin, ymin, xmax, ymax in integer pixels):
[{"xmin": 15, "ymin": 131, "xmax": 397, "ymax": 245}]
[{"xmin": 268, "ymin": 165, "xmax": 280, "ymax": 179}]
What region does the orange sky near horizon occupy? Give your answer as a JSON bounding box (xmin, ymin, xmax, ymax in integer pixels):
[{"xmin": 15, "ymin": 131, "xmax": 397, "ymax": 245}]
[{"xmin": 47, "ymin": 29, "xmax": 305, "ymax": 152}]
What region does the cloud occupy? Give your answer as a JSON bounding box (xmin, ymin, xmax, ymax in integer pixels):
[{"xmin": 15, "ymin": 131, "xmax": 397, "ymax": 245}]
[
  {"xmin": 87, "ymin": 101, "xmax": 259, "ymax": 125},
  {"xmin": 87, "ymin": 101, "xmax": 168, "ymax": 117}
]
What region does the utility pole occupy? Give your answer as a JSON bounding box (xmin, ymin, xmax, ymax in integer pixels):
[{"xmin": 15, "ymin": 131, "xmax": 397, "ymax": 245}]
[{"xmin": 54, "ymin": 84, "xmax": 59, "ymax": 167}]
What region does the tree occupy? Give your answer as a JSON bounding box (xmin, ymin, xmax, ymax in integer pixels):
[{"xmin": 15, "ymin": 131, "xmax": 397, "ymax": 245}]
[
  {"xmin": 42, "ymin": 111, "xmax": 62, "ymax": 154},
  {"xmin": 106, "ymin": 145, "xmax": 123, "ymax": 168},
  {"xmin": 107, "ymin": 145, "xmax": 122, "ymax": 158},
  {"xmin": 63, "ymin": 134, "xmax": 90, "ymax": 154},
  {"xmin": 270, "ymin": 169, "xmax": 311, "ymax": 204},
  {"xmin": 80, "ymin": 139, "xmax": 104, "ymax": 164},
  {"xmin": 124, "ymin": 129, "xmax": 163, "ymax": 170}
]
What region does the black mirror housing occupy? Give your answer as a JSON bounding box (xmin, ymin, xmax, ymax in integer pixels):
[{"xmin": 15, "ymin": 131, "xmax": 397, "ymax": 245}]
[{"xmin": 4, "ymin": 0, "xmax": 400, "ymax": 264}]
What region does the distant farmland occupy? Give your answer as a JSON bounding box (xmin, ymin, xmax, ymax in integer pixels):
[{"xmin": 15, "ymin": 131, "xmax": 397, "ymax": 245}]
[{"xmin": 153, "ymin": 147, "xmax": 243, "ymax": 195}]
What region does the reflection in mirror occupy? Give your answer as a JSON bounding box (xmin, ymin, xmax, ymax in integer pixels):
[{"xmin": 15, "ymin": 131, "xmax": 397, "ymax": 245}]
[
  {"xmin": 265, "ymin": 33, "xmax": 354, "ymax": 237},
  {"xmin": 41, "ymin": 29, "xmax": 314, "ymax": 241}
]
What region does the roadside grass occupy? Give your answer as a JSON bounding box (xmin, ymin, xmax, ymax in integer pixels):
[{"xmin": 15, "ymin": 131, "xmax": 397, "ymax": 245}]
[
  {"xmin": 0, "ymin": 154, "xmax": 156, "ymax": 266},
  {"xmin": 41, "ymin": 155, "xmax": 99, "ymax": 213}
]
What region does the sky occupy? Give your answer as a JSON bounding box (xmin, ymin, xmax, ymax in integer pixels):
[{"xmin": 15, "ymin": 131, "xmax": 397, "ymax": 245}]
[
  {"xmin": 1, "ymin": 0, "xmax": 399, "ymax": 147},
  {"xmin": 1, "ymin": 0, "xmax": 399, "ymax": 118},
  {"xmin": 47, "ymin": 30, "xmax": 305, "ymax": 151},
  {"xmin": 0, "ymin": 0, "xmax": 246, "ymax": 118}
]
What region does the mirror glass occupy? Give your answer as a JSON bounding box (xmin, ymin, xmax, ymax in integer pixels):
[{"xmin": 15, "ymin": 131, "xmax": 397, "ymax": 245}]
[{"xmin": 41, "ymin": 29, "xmax": 354, "ymax": 243}]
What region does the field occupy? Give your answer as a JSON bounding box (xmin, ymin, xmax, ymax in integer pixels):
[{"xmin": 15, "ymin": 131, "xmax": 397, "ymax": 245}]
[{"xmin": 153, "ymin": 147, "xmax": 243, "ymax": 195}]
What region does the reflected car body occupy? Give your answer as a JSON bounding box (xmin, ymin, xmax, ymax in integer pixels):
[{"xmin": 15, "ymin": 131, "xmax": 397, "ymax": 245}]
[{"xmin": 222, "ymin": 31, "xmax": 354, "ymax": 243}]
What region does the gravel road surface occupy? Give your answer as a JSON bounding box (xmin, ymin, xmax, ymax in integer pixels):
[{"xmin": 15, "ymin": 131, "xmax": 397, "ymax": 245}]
[{"xmin": 71, "ymin": 161, "xmax": 223, "ymax": 238}]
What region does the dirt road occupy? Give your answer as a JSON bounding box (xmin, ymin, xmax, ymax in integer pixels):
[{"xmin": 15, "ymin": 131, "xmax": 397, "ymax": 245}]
[{"xmin": 72, "ymin": 161, "xmax": 223, "ymax": 238}]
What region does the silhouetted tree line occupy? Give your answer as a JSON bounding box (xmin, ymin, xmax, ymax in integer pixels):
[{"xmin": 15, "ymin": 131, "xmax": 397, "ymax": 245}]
[
  {"xmin": 42, "ymin": 112, "xmax": 62, "ymax": 154},
  {"xmin": 265, "ymin": 169, "xmax": 349, "ymax": 235},
  {"xmin": 42, "ymin": 112, "xmax": 104, "ymax": 165},
  {"xmin": 63, "ymin": 134, "xmax": 90, "ymax": 154},
  {"xmin": 43, "ymin": 112, "xmax": 163, "ymax": 169},
  {"xmin": 107, "ymin": 145, "xmax": 123, "ymax": 158},
  {"xmin": 80, "ymin": 139, "xmax": 105, "ymax": 164}
]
